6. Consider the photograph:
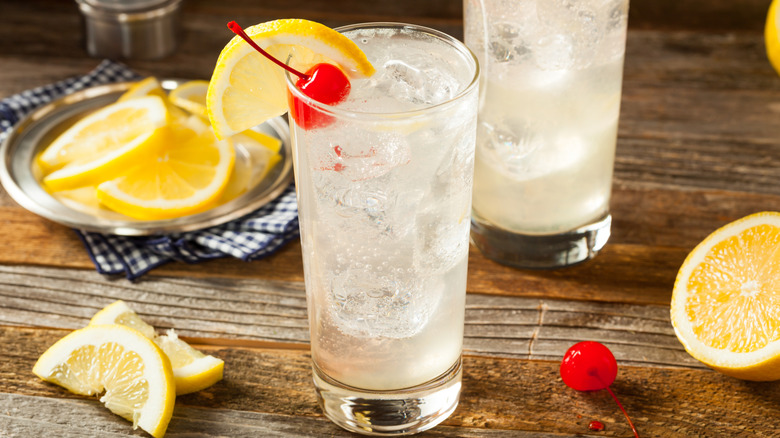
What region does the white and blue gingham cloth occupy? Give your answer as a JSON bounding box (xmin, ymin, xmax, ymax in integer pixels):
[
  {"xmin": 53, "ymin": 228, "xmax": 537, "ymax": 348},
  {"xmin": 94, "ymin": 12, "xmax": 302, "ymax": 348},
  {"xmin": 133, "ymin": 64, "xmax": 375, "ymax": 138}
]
[{"xmin": 1, "ymin": 60, "xmax": 299, "ymax": 280}]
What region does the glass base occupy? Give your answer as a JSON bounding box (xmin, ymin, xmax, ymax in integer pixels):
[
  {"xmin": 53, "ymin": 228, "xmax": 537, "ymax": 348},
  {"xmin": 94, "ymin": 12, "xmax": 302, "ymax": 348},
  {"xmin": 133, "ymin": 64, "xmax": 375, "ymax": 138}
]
[
  {"xmin": 313, "ymin": 358, "xmax": 462, "ymax": 436},
  {"xmin": 470, "ymin": 213, "xmax": 611, "ymax": 269}
]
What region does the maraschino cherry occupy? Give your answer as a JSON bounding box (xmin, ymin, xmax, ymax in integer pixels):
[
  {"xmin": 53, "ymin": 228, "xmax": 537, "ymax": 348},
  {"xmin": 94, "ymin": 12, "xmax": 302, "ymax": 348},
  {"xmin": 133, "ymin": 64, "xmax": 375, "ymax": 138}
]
[
  {"xmin": 227, "ymin": 21, "xmax": 350, "ymax": 129},
  {"xmin": 560, "ymin": 341, "xmax": 639, "ymax": 438}
]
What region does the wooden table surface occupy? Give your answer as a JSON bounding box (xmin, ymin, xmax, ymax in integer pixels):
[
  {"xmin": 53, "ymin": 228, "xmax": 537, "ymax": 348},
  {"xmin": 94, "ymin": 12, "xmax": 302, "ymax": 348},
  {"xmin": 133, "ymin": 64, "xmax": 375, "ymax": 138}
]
[{"xmin": 2, "ymin": 0, "xmax": 780, "ymax": 436}]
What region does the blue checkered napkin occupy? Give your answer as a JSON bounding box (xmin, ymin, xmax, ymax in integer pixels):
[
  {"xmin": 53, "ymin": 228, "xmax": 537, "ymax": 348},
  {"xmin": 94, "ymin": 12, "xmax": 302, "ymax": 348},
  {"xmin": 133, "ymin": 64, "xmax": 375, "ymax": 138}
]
[
  {"xmin": 75, "ymin": 185, "xmax": 299, "ymax": 280},
  {"xmin": 1, "ymin": 60, "xmax": 300, "ymax": 280}
]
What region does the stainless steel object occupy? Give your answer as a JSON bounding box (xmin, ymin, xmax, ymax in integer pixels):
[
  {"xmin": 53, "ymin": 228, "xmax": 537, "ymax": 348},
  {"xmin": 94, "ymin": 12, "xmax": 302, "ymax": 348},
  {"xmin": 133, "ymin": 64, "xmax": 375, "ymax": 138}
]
[
  {"xmin": 76, "ymin": 0, "xmax": 182, "ymax": 60},
  {"xmin": 0, "ymin": 80, "xmax": 294, "ymax": 236}
]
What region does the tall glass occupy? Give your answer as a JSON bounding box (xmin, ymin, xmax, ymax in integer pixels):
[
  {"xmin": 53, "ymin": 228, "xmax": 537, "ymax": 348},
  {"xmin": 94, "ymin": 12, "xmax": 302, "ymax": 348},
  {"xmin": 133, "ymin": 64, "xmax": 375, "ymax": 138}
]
[
  {"xmin": 464, "ymin": 0, "xmax": 629, "ymax": 268},
  {"xmin": 286, "ymin": 23, "xmax": 479, "ymax": 435}
]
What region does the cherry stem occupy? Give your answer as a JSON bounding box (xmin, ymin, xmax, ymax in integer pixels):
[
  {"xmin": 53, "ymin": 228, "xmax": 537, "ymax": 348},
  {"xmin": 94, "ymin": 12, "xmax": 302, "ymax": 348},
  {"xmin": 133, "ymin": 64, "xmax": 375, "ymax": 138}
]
[
  {"xmin": 227, "ymin": 21, "xmax": 309, "ymax": 80},
  {"xmin": 605, "ymin": 386, "xmax": 640, "ymax": 438}
]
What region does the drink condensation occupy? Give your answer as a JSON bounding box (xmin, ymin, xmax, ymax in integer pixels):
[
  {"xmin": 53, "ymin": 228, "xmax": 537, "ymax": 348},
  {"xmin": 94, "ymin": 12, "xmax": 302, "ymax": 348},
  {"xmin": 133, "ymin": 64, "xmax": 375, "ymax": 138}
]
[{"xmin": 287, "ymin": 23, "xmax": 479, "ymax": 435}]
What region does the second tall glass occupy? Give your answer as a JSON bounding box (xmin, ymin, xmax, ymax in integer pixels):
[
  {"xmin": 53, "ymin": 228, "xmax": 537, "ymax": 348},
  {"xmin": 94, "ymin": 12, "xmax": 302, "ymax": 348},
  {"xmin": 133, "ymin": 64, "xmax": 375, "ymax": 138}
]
[
  {"xmin": 465, "ymin": 0, "xmax": 630, "ymax": 268},
  {"xmin": 286, "ymin": 23, "xmax": 479, "ymax": 435}
]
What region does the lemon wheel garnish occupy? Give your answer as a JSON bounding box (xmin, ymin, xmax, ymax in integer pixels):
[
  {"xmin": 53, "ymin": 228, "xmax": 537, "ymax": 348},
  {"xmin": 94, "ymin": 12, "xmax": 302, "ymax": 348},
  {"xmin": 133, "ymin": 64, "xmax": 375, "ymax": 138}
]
[
  {"xmin": 206, "ymin": 18, "xmax": 375, "ymax": 139},
  {"xmin": 767, "ymin": 0, "xmax": 780, "ymax": 76},
  {"xmin": 671, "ymin": 211, "xmax": 780, "ymax": 381},
  {"xmin": 96, "ymin": 115, "xmax": 235, "ymax": 220},
  {"xmin": 90, "ymin": 300, "xmax": 225, "ymax": 395},
  {"xmin": 32, "ymin": 324, "xmax": 175, "ymax": 438},
  {"xmin": 38, "ymin": 96, "xmax": 169, "ymax": 190}
]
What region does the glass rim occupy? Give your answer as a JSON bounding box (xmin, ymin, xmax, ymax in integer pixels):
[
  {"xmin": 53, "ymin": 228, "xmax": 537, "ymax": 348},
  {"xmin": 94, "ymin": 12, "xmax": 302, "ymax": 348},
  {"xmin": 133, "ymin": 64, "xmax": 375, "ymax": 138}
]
[{"xmin": 285, "ymin": 22, "xmax": 480, "ymax": 121}]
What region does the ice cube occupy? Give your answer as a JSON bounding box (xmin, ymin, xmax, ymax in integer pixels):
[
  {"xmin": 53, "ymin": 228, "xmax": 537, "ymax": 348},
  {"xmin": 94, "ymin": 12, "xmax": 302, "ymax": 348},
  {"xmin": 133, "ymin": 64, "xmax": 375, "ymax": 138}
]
[
  {"xmin": 328, "ymin": 267, "xmax": 441, "ymax": 338},
  {"xmin": 534, "ymin": 33, "xmax": 574, "ymax": 70}
]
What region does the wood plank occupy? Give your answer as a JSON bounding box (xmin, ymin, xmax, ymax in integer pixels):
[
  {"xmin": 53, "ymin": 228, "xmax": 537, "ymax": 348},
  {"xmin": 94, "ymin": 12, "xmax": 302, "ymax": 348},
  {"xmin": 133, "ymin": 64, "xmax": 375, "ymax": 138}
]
[
  {"xmin": 3, "ymin": 326, "xmax": 778, "ymax": 437},
  {"xmin": 1, "ymin": 184, "xmax": 777, "ymax": 288},
  {"xmin": 0, "ymin": 393, "xmax": 574, "ymax": 438},
  {"xmin": 1, "ymin": 17, "xmax": 776, "ymax": 97},
  {"xmin": 0, "ymin": 265, "xmax": 700, "ymax": 368},
  {"xmin": 628, "ymin": 0, "xmax": 771, "ymax": 31}
]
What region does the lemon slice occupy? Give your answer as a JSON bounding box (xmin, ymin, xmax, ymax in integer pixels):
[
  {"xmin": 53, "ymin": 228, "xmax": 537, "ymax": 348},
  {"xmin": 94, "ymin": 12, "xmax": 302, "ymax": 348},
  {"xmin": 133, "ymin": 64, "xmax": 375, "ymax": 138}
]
[
  {"xmin": 118, "ymin": 76, "xmax": 188, "ymax": 119},
  {"xmin": 96, "ymin": 115, "xmax": 235, "ymax": 220},
  {"xmin": 671, "ymin": 211, "xmax": 780, "ymax": 381},
  {"xmin": 169, "ymin": 80, "xmax": 209, "ymax": 118},
  {"xmin": 32, "ymin": 324, "xmax": 175, "ymax": 438},
  {"xmin": 39, "ymin": 96, "xmax": 169, "ymax": 190},
  {"xmin": 118, "ymin": 76, "xmax": 167, "ymax": 102},
  {"xmin": 767, "ymin": 0, "xmax": 780, "ymax": 75},
  {"xmin": 90, "ymin": 300, "xmax": 225, "ymax": 395},
  {"xmin": 240, "ymin": 129, "xmax": 282, "ymax": 154},
  {"xmin": 220, "ymin": 130, "xmax": 282, "ymax": 201},
  {"xmin": 206, "ymin": 18, "xmax": 375, "ymax": 139}
]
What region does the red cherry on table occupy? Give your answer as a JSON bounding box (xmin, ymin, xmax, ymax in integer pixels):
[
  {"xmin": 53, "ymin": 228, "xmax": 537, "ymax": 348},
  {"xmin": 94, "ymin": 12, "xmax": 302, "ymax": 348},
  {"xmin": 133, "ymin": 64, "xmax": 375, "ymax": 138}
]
[
  {"xmin": 288, "ymin": 63, "xmax": 351, "ymax": 130},
  {"xmin": 560, "ymin": 341, "xmax": 639, "ymax": 437},
  {"xmin": 560, "ymin": 340, "xmax": 618, "ymax": 391}
]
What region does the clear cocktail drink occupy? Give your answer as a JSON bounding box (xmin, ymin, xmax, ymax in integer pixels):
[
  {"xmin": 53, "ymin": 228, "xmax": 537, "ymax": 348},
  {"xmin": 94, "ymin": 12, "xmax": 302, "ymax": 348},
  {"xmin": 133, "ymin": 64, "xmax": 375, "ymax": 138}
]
[
  {"xmin": 465, "ymin": 0, "xmax": 629, "ymax": 268},
  {"xmin": 286, "ymin": 23, "xmax": 479, "ymax": 435}
]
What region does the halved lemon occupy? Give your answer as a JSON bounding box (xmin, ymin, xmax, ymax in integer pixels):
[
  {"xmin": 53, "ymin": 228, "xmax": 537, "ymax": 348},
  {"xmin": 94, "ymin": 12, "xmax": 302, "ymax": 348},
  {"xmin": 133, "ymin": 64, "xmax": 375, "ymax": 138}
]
[
  {"xmin": 96, "ymin": 115, "xmax": 235, "ymax": 220},
  {"xmin": 206, "ymin": 19, "xmax": 375, "ymax": 139},
  {"xmin": 39, "ymin": 96, "xmax": 169, "ymax": 189},
  {"xmin": 168, "ymin": 80, "xmax": 210, "ymax": 119},
  {"xmin": 671, "ymin": 212, "xmax": 780, "ymax": 380},
  {"xmin": 32, "ymin": 324, "xmax": 175, "ymax": 438},
  {"xmin": 90, "ymin": 300, "xmax": 225, "ymax": 395},
  {"xmin": 767, "ymin": 0, "xmax": 780, "ymax": 75}
]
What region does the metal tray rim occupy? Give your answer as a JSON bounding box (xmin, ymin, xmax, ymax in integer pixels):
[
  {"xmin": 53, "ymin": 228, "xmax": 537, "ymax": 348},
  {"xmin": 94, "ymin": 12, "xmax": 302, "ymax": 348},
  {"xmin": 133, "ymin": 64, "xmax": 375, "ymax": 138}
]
[{"xmin": 0, "ymin": 80, "xmax": 294, "ymax": 236}]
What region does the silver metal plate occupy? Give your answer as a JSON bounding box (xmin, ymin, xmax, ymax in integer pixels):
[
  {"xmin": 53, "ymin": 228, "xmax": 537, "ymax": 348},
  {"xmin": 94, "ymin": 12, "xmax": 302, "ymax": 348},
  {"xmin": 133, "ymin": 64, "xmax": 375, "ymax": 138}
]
[{"xmin": 0, "ymin": 80, "xmax": 293, "ymax": 236}]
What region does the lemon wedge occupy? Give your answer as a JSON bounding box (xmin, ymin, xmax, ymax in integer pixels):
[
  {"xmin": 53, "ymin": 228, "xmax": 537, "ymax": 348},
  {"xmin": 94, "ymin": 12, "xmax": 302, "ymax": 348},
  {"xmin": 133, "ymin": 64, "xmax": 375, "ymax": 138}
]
[
  {"xmin": 96, "ymin": 115, "xmax": 235, "ymax": 220},
  {"xmin": 90, "ymin": 300, "xmax": 225, "ymax": 395},
  {"xmin": 90, "ymin": 299, "xmax": 157, "ymax": 339},
  {"xmin": 32, "ymin": 324, "xmax": 175, "ymax": 438},
  {"xmin": 39, "ymin": 96, "xmax": 169, "ymax": 190},
  {"xmin": 168, "ymin": 80, "xmax": 210, "ymax": 119},
  {"xmin": 671, "ymin": 212, "xmax": 780, "ymax": 381},
  {"xmin": 154, "ymin": 329, "xmax": 225, "ymax": 396},
  {"xmin": 206, "ymin": 18, "xmax": 375, "ymax": 139}
]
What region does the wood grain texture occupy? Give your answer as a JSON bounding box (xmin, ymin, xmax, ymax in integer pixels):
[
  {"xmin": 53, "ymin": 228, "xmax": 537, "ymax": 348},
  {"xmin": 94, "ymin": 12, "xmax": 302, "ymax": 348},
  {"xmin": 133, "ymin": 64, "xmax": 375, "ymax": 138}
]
[
  {"xmin": 3, "ymin": 326, "xmax": 779, "ymax": 437},
  {"xmin": 0, "ymin": 264, "xmax": 699, "ymax": 369},
  {"xmin": 1, "ymin": 393, "xmax": 577, "ymax": 438},
  {"xmin": 1, "ymin": 185, "xmax": 777, "ymax": 301},
  {"xmin": 2, "ymin": 0, "xmax": 780, "ymax": 436}
]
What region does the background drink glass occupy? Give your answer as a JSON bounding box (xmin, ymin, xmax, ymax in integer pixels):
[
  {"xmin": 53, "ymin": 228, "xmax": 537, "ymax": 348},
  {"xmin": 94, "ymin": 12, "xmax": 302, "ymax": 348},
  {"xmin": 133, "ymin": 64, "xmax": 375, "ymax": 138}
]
[
  {"xmin": 286, "ymin": 23, "xmax": 479, "ymax": 435},
  {"xmin": 464, "ymin": 0, "xmax": 630, "ymax": 268}
]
